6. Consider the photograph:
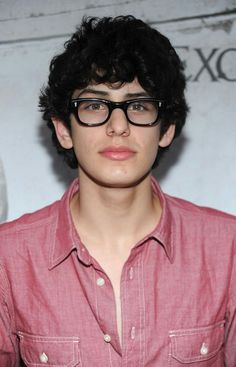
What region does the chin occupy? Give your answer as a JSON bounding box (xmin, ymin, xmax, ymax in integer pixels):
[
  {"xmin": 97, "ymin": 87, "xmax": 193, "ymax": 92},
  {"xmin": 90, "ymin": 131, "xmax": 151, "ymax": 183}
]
[{"xmin": 93, "ymin": 171, "xmax": 152, "ymax": 189}]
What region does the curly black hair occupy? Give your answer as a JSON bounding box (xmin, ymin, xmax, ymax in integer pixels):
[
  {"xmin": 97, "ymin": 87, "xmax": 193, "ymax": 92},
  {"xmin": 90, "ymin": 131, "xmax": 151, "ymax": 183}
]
[{"xmin": 39, "ymin": 15, "xmax": 188, "ymax": 168}]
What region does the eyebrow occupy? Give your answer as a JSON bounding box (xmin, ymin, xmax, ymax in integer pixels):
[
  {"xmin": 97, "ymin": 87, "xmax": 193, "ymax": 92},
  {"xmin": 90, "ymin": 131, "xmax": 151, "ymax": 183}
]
[
  {"xmin": 125, "ymin": 92, "xmax": 150, "ymax": 98},
  {"xmin": 76, "ymin": 88, "xmax": 150, "ymax": 99}
]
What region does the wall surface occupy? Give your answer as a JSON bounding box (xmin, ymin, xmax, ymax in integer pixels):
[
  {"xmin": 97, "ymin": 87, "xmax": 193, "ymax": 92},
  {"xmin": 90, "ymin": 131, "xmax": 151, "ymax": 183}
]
[{"xmin": 0, "ymin": 0, "xmax": 236, "ymax": 220}]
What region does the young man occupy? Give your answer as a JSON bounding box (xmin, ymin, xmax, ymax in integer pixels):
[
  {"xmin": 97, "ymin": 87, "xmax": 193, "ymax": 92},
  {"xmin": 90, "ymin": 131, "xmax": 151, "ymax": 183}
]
[{"xmin": 0, "ymin": 16, "xmax": 235, "ymax": 367}]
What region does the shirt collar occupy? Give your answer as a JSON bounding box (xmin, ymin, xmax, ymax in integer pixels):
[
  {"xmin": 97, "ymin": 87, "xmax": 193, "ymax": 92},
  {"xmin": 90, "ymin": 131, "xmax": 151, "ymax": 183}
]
[
  {"xmin": 48, "ymin": 176, "xmax": 175, "ymax": 269},
  {"xmin": 149, "ymin": 177, "xmax": 174, "ymax": 263},
  {"xmin": 48, "ymin": 179, "xmax": 82, "ymax": 270}
]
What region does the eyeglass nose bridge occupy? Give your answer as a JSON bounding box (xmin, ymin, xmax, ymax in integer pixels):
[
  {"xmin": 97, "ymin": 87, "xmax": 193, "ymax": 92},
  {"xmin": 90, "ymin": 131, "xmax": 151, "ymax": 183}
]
[
  {"xmin": 106, "ymin": 100, "xmax": 131, "ymax": 123},
  {"xmin": 107, "ymin": 101, "xmax": 129, "ymax": 118}
]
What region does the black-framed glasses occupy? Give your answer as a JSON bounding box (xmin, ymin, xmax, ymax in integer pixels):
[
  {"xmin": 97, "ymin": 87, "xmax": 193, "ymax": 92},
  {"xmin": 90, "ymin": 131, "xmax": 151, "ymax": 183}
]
[{"xmin": 70, "ymin": 98, "xmax": 164, "ymax": 127}]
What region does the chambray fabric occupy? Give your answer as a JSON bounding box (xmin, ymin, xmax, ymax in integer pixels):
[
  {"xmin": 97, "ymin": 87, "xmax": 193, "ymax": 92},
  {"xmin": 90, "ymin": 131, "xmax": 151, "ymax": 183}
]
[
  {"xmin": 0, "ymin": 158, "xmax": 7, "ymax": 223},
  {"xmin": 0, "ymin": 178, "xmax": 235, "ymax": 366}
]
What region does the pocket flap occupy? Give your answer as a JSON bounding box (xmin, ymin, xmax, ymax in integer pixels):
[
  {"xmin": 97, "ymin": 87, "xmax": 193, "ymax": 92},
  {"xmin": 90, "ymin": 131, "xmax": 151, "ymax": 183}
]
[
  {"xmin": 169, "ymin": 321, "xmax": 225, "ymax": 363},
  {"xmin": 18, "ymin": 332, "xmax": 80, "ymax": 367}
]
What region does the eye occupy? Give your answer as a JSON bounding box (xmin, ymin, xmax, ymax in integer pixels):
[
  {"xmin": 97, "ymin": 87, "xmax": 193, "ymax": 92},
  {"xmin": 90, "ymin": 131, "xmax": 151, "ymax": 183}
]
[
  {"xmin": 80, "ymin": 100, "xmax": 107, "ymax": 111},
  {"xmin": 130, "ymin": 102, "xmax": 144, "ymax": 111},
  {"xmin": 128, "ymin": 101, "xmax": 149, "ymax": 112}
]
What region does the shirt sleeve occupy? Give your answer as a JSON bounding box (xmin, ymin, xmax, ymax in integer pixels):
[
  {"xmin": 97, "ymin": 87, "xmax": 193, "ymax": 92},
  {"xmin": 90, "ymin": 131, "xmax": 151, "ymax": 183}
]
[
  {"xmin": 0, "ymin": 159, "xmax": 8, "ymax": 223},
  {"xmin": 224, "ymin": 241, "xmax": 236, "ymax": 367},
  {"xmin": 0, "ymin": 264, "xmax": 19, "ymax": 366}
]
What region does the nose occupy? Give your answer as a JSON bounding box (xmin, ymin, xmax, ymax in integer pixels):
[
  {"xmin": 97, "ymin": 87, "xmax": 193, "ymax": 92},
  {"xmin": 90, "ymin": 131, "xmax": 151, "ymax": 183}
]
[{"xmin": 106, "ymin": 108, "xmax": 130, "ymax": 137}]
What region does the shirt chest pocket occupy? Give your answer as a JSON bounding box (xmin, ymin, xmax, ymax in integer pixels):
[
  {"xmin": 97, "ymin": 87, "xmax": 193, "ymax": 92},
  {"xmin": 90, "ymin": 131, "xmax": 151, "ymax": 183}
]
[
  {"xmin": 18, "ymin": 332, "xmax": 81, "ymax": 367},
  {"xmin": 168, "ymin": 320, "xmax": 225, "ymax": 366}
]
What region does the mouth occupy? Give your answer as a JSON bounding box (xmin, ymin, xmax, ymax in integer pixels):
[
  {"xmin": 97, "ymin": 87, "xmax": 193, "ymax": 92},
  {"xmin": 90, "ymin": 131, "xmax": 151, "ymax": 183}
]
[{"xmin": 99, "ymin": 146, "xmax": 136, "ymax": 161}]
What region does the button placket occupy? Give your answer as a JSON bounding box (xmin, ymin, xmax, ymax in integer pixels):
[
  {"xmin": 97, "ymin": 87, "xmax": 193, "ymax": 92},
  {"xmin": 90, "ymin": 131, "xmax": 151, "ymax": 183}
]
[{"xmin": 122, "ymin": 255, "xmax": 144, "ymax": 363}]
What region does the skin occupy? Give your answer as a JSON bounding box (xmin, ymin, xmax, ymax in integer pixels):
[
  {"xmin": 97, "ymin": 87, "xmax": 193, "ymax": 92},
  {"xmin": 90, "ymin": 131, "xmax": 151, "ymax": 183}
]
[{"xmin": 52, "ymin": 79, "xmax": 175, "ymax": 343}]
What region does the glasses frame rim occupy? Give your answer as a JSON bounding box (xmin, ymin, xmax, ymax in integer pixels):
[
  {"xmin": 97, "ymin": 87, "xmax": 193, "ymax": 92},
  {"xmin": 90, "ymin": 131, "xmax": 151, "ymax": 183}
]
[{"xmin": 69, "ymin": 97, "xmax": 164, "ymax": 127}]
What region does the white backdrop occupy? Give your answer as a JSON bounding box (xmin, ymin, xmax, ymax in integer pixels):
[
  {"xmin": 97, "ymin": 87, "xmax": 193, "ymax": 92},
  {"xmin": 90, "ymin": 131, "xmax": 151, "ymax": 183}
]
[{"xmin": 0, "ymin": 0, "xmax": 235, "ymax": 221}]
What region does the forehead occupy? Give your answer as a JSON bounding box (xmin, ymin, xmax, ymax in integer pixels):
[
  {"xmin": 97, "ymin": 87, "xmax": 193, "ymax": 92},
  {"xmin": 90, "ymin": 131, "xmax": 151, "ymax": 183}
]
[{"xmin": 73, "ymin": 79, "xmax": 150, "ymax": 99}]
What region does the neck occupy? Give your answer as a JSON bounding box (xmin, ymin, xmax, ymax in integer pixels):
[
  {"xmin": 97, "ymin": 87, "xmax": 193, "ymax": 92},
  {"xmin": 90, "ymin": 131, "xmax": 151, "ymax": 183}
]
[{"xmin": 70, "ymin": 173, "xmax": 162, "ymax": 251}]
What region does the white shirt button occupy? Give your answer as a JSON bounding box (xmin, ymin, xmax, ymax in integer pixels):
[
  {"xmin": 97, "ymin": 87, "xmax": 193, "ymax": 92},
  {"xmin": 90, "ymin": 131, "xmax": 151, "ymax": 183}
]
[
  {"xmin": 129, "ymin": 267, "xmax": 134, "ymax": 280},
  {"xmin": 104, "ymin": 334, "xmax": 111, "ymax": 343},
  {"xmin": 200, "ymin": 342, "xmax": 208, "ymax": 355},
  {"xmin": 130, "ymin": 326, "xmax": 136, "ymax": 339},
  {"xmin": 96, "ymin": 277, "xmax": 105, "ymax": 286},
  {"xmin": 39, "ymin": 352, "xmax": 48, "ymax": 363}
]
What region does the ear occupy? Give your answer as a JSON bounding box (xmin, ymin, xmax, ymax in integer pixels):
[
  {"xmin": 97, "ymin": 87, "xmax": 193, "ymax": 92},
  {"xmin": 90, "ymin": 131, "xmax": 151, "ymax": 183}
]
[
  {"xmin": 159, "ymin": 124, "xmax": 176, "ymax": 148},
  {"xmin": 51, "ymin": 117, "xmax": 73, "ymax": 149}
]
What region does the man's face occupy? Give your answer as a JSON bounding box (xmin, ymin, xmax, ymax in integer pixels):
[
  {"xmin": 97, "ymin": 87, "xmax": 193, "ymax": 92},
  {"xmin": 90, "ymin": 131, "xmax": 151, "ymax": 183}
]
[{"xmin": 53, "ymin": 79, "xmax": 175, "ymax": 189}]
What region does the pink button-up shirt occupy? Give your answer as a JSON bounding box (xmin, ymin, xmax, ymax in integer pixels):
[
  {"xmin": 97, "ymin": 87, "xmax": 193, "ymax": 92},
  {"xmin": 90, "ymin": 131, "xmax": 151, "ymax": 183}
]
[{"xmin": 0, "ymin": 178, "xmax": 236, "ymax": 366}]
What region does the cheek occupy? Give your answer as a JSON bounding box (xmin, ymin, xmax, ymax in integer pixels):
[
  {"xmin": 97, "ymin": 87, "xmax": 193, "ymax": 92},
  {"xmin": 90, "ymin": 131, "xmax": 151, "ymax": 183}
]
[
  {"xmin": 141, "ymin": 129, "xmax": 160, "ymax": 160},
  {"xmin": 70, "ymin": 124, "xmax": 94, "ymax": 158},
  {"xmin": 147, "ymin": 141, "xmax": 159, "ymax": 166},
  {"xmin": 73, "ymin": 136, "xmax": 93, "ymax": 160}
]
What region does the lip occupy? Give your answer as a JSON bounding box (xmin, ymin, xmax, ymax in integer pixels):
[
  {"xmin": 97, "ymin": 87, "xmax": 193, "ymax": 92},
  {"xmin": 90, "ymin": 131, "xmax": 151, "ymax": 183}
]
[{"xmin": 99, "ymin": 146, "xmax": 136, "ymax": 161}]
